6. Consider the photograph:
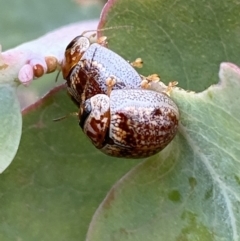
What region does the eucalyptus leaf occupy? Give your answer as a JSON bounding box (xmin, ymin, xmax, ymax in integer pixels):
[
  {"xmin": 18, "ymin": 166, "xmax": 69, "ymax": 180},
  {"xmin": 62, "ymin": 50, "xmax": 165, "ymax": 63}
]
[
  {"xmin": 84, "ymin": 0, "xmax": 240, "ymax": 240},
  {"xmin": 99, "ymin": 0, "xmax": 240, "ymax": 92},
  {"xmin": 0, "ymin": 87, "xmax": 140, "ymax": 241},
  {"xmin": 0, "ymin": 84, "xmax": 21, "ymax": 173},
  {"xmin": 86, "ymin": 63, "xmax": 240, "ymax": 241}
]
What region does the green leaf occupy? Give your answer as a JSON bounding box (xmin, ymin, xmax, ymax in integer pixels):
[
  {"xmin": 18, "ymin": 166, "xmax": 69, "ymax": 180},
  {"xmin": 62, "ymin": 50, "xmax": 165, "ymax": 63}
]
[
  {"xmin": 1, "ymin": 0, "xmax": 240, "ymax": 240},
  {"xmin": 0, "ymin": 84, "xmax": 21, "ymax": 173},
  {"xmin": 83, "ymin": 0, "xmax": 240, "ymax": 240},
  {"xmin": 98, "ymin": 0, "xmax": 240, "ymax": 92},
  {"xmin": 86, "ymin": 63, "xmax": 240, "ymax": 241},
  {"xmin": 0, "ymin": 87, "xmax": 141, "ymax": 241}
]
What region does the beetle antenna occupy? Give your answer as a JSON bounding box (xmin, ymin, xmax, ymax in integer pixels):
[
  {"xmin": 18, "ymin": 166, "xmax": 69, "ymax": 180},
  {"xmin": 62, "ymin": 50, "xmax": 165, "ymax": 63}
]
[
  {"xmin": 90, "ymin": 46, "xmax": 98, "ymax": 68},
  {"xmin": 55, "ymin": 69, "xmax": 61, "ymax": 82},
  {"xmin": 53, "ymin": 112, "xmax": 78, "ymax": 122},
  {"xmin": 53, "ymin": 115, "xmax": 67, "ymax": 122},
  {"xmin": 81, "ymin": 25, "xmax": 133, "ymax": 36}
]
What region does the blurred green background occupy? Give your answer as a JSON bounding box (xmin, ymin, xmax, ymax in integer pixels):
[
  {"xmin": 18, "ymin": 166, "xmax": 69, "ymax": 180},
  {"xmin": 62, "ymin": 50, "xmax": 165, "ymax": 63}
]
[
  {"xmin": 0, "ymin": 0, "xmax": 105, "ymax": 109},
  {"xmin": 0, "ymin": 0, "xmax": 104, "ymax": 50}
]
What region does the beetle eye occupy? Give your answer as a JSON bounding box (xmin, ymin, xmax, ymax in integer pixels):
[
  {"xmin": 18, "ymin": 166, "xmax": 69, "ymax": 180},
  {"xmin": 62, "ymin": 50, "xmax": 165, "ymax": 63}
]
[{"xmin": 79, "ymin": 99, "xmax": 91, "ymax": 129}]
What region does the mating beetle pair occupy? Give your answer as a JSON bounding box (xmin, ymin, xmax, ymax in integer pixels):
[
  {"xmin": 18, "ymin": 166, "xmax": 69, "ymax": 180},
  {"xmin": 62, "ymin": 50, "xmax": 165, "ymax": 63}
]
[{"xmin": 61, "ymin": 30, "xmax": 179, "ymax": 158}]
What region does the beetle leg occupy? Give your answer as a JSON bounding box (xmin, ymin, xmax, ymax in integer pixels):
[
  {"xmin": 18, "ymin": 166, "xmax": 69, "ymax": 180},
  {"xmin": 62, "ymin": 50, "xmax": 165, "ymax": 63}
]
[
  {"xmin": 106, "ymin": 76, "xmax": 117, "ymax": 96},
  {"xmin": 140, "ymin": 74, "xmax": 178, "ymax": 96},
  {"xmin": 165, "ymin": 81, "xmax": 178, "ymax": 95},
  {"xmin": 140, "ymin": 74, "xmax": 160, "ymax": 89},
  {"xmin": 88, "ymin": 33, "xmax": 108, "ymax": 47},
  {"xmin": 97, "ymin": 36, "xmax": 108, "ymax": 47},
  {"xmin": 53, "ymin": 112, "xmax": 78, "ymax": 122}
]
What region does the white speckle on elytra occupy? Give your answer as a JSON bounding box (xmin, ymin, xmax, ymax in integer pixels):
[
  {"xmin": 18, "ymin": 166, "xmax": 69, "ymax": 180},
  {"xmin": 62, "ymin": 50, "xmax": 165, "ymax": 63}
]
[{"xmin": 64, "ymin": 31, "xmax": 179, "ymax": 158}]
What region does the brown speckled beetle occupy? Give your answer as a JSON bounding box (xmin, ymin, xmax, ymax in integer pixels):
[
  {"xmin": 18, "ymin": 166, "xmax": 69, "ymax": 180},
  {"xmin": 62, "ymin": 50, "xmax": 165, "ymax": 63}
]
[
  {"xmin": 61, "ymin": 30, "xmax": 179, "ymax": 158},
  {"xmin": 62, "ymin": 31, "xmax": 143, "ymax": 106}
]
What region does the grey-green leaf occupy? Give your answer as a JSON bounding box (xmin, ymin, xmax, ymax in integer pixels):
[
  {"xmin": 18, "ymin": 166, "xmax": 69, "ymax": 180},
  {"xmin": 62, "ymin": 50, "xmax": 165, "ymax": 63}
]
[
  {"xmin": 0, "ymin": 84, "xmax": 22, "ymax": 173},
  {"xmin": 0, "ymin": 87, "xmax": 141, "ymax": 241},
  {"xmin": 86, "ymin": 63, "xmax": 240, "ymax": 241},
  {"xmin": 99, "ymin": 0, "xmax": 240, "ymax": 92}
]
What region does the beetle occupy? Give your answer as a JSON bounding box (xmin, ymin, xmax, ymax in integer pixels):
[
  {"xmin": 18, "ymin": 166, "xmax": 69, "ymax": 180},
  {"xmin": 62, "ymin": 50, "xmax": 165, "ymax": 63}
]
[
  {"xmin": 61, "ymin": 30, "xmax": 179, "ymax": 158},
  {"xmin": 80, "ymin": 89, "xmax": 179, "ymax": 158},
  {"xmin": 61, "ymin": 31, "xmax": 143, "ymax": 107}
]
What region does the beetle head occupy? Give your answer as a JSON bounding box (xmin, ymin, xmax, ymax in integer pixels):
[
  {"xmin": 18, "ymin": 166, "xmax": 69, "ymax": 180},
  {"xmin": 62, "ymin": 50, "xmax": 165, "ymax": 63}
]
[{"xmin": 62, "ymin": 35, "xmax": 91, "ymax": 79}]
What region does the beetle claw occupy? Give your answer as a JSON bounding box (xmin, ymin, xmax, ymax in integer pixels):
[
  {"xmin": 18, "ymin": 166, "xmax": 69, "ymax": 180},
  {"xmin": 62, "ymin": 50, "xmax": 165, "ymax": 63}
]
[
  {"xmin": 140, "ymin": 73, "xmax": 160, "ymax": 89},
  {"xmin": 106, "ymin": 76, "xmax": 117, "ymax": 96},
  {"xmin": 140, "ymin": 74, "xmax": 178, "ymax": 96}
]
